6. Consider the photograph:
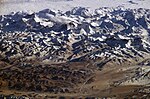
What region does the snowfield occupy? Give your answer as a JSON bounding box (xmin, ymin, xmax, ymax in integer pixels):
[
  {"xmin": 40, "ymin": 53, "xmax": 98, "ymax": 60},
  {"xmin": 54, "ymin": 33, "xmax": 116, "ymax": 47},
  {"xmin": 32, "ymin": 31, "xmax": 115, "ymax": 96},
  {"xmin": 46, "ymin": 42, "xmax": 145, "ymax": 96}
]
[
  {"xmin": 0, "ymin": 0, "xmax": 150, "ymax": 15},
  {"xmin": 0, "ymin": 7, "xmax": 150, "ymax": 64},
  {"xmin": 0, "ymin": 0, "xmax": 149, "ymax": 74}
]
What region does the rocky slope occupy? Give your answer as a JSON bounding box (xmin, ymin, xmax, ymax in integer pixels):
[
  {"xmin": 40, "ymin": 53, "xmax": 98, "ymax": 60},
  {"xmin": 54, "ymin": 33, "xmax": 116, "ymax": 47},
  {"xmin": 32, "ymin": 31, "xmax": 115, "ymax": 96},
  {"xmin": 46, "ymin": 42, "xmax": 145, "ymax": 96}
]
[
  {"xmin": 0, "ymin": 7, "xmax": 150, "ymax": 64},
  {"xmin": 0, "ymin": 7, "xmax": 150, "ymax": 98}
]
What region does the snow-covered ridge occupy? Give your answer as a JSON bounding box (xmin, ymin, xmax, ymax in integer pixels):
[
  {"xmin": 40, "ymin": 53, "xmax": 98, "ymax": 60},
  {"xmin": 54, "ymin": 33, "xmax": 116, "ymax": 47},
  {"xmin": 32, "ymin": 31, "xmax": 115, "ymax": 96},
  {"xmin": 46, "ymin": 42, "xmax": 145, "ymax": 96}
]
[{"xmin": 0, "ymin": 7, "xmax": 150, "ymax": 65}]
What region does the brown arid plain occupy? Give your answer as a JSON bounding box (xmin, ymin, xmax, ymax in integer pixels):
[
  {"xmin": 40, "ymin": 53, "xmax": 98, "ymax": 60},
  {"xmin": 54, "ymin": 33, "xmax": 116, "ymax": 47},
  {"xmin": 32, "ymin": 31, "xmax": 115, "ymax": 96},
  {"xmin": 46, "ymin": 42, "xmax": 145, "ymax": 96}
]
[{"xmin": 0, "ymin": 56, "xmax": 150, "ymax": 98}]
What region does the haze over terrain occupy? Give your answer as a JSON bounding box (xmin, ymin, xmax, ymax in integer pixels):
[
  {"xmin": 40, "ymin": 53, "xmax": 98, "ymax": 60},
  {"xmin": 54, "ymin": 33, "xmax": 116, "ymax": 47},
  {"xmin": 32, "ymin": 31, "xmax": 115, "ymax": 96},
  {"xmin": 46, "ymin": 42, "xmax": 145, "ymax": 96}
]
[{"xmin": 0, "ymin": 0, "xmax": 150, "ymax": 15}]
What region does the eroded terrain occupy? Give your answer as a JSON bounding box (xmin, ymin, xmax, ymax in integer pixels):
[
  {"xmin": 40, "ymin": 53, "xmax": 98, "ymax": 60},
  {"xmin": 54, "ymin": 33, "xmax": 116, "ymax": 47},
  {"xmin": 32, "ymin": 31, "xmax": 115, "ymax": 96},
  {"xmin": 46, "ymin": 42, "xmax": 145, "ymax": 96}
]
[{"xmin": 0, "ymin": 7, "xmax": 150, "ymax": 98}]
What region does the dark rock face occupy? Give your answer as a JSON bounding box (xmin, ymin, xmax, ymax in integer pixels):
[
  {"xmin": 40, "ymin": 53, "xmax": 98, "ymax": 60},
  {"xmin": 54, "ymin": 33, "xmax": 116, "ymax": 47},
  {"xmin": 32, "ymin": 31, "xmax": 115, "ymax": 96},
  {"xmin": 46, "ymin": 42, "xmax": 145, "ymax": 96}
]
[
  {"xmin": 0, "ymin": 7, "xmax": 150, "ymax": 97},
  {"xmin": 0, "ymin": 8, "xmax": 150, "ymax": 65},
  {"xmin": 0, "ymin": 94, "xmax": 26, "ymax": 99}
]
